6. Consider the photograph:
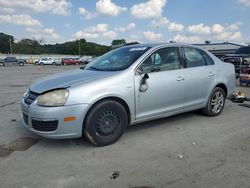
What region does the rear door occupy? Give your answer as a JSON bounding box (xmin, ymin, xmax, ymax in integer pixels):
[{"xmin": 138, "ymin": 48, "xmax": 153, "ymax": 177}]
[
  {"xmin": 134, "ymin": 47, "xmax": 186, "ymax": 120},
  {"xmin": 180, "ymin": 47, "xmax": 216, "ymax": 108}
]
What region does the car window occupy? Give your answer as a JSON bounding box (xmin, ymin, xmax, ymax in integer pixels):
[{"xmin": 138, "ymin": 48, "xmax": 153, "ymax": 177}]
[
  {"xmin": 183, "ymin": 48, "xmax": 206, "ymax": 68},
  {"xmin": 139, "ymin": 47, "xmax": 181, "ymax": 73},
  {"xmin": 202, "ymin": 51, "xmax": 214, "ymax": 65}
]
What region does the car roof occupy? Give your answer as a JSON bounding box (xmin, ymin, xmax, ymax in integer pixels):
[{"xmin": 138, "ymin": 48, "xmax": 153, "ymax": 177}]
[{"xmin": 121, "ymin": 43, "xmax": 204, "ymax": 50}]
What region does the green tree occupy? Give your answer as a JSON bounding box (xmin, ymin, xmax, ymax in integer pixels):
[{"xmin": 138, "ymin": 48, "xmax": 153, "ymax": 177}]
[
  {"xmin": 111, "ymin": 39, "xmax": 126, "ymax": 46},
  {"xmin": 1, "ymin": 32, "xmax": 111, "ymax": 56},
  {"xmin": 13, "ymin": 39, "xmax": 41, "ymax": 54},
  {"xmin": 0, "ymin": 33, "xmax": 14, "ymax": 54}
]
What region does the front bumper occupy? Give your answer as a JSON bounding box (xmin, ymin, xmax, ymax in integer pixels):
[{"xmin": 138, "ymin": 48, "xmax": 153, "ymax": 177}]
[{"xmin": 21, "ymin": 98, "xmax": 90, "ymax": 139}]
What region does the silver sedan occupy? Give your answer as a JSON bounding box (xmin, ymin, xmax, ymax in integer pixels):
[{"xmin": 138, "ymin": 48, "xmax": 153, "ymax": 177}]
[{"xmin": 21, "ymin": 43, "xmax": 236, "ymax": 146}]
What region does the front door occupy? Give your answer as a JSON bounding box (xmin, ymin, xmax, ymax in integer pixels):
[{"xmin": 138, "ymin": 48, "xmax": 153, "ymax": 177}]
[{"xmin": 134, "ymin": 47, "xmax": 186, "ymax": 120}]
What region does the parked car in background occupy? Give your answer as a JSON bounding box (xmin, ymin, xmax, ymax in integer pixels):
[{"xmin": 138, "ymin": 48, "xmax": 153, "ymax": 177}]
[
  {"xmin": 82, "ymin": 57, "xmax": 97, "ymax": 65},
  {"xmin": 222, "ymin": 46, "xmax": 250, "ymax": 78},
  {"xmin": 62, "ymin": 58, "xmax": 81, "ymax": 65},
  {"xmin": 0, "ymin": 56, "xmax": 26, "ymax": 66},
  {"xmin": 21, "ymin": 43, "xmax": 235, "ymax": 146},
  {"xmin": 37, "ymin": 57, "xmax": 60, "ymax": 65}
]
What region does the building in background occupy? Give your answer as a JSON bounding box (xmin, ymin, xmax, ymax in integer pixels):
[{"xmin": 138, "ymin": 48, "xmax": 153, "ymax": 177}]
[{"xmin": 196, "ymin": 42, "xmax": 244, "ymax": 58}]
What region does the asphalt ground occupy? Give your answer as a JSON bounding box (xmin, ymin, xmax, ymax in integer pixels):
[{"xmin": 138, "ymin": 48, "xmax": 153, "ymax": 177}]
[{"xmin": 0, "ymin": 65, "xmax": 249, "ymax": 188}]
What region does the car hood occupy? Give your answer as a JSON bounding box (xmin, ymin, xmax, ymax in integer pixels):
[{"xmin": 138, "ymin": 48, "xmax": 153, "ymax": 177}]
[{"xmin": 30, "ymin": 69, "xmax": 118, "ymax": 93}]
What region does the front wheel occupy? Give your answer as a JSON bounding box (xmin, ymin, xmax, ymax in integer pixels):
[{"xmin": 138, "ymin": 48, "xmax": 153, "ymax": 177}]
[
  {"xmin": 83, "ymin": 100, "xmax": 128, "ymax": 146},
  {"xmin": 202, "ymin": 87, "xmax": 225, "ymax": 116},
  {"xmin": 19, "ymin": 62, "xmax": 24, "ymax": 66},
  {"xmin": 0, "ymin": 62, "xmax": 5, "ymax": 66}
]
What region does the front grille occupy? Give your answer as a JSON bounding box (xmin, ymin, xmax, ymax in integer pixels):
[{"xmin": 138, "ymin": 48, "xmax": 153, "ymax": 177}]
[
  {"xmin": 23, "ymin": 113, "xmax": 28, "ymax": 125},
  {"xmin": 32, "ymin": 119, "xmax": 58, "ymax": 132},
  {"xmin": 24, "ymin": 90, "xmax": 39, "ymax": 105}
]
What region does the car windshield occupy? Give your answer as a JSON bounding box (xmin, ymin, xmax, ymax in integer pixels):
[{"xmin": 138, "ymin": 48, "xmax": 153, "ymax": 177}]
[
  {"xmin": 235, "ymin": 47, "xmax": 250, "ymax": 54},
  {"xmin": 85, "ymin": 46, "xmax": 151, "ymax": 71}
]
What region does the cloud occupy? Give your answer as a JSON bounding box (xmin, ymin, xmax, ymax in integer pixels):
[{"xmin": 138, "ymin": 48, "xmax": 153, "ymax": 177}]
[
  {"xmin": 103, "ymin": 31, "xmax": 118, "ymax": 39},
  {"xmin": 152, "ymin": 17, "xmax": 169, "ymax": 27},
  {"xmin": 238, "ymin": 0, "xmax": 250, "ymax": 7},
  {"xmin": 73, "ymin": 23, "xmax": 117, "ymax": 42},
  {"xmin": 78, "ymin": 7, "xmax": 98, "ymax": 20},
  {"xmin": 79, "ymin": 7, "xmax": 88, "ymax": 15},
  {"xmin": 74, "ymin": 31, "xmax": 99, "ymax": 40},
  {"xmin": 188, "ymin": 23, "xmax": 211, "ymax": 34},
  {"xmin": 96, "ymin": 0, "xmax": 127, "ymax": 16},
  {"xmin": 168, "ymin": 22, "xmax": 184, "ymax": 32},
  {"xmin": 173, "ymin": 34, "xmax": 202, "ymax": 43},
  {"xmin": 211, "ymin": 24, "xmax": 224, "ymax": 34},
  {"xmin": 215, "ymin": 31, "xmax": 242, "ymax": 41},
  {"xmin": 127, "ymin": 33, "xmax": 143, "ymax": 43},
  {"xmin": 0, "ymin": 14, "xmax": 42, "ymax": 27},
  {"xmin": 151, "ymin": 17, "xmax": 184, "ymax": 32},
  {"xmin": 0, "ymin": 7, "xmax": 15, "ymax": 13},
  {"xmin": 85, "ymin": 24, "xmax": 109, "ymax": 33},
  {"xmin": 0, "ymin": 0, "xmax": 71, "ymax": 16},
  {"xmin": 144, "ymin": 31, "xmax": 161, "ymax": 41},
  {"xmin": 227, "ymin": 22, "xmax": 242, "ymax": 31},
  {"xmin": 131, "ymin": 0, "xmax": 167, "ymax": 19},
  {"xmin": 25, "ymin": 27, "xmax": 60, "ymax": 43},
  {"xmin": 116, "ymin": 23, "xmax": 136, "ymax": 32}
]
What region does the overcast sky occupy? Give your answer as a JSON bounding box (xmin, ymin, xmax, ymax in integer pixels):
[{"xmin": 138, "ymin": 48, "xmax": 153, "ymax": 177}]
[{"xmin": 0, "ymin": 0, "xmax": 249, "ymax": 45}]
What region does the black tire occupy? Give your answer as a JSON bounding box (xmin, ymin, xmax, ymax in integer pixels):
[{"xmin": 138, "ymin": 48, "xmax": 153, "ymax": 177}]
[
  {"xmin": 19, "ymin": 62, "xmax": 24, "ymax": 66},
  {"xmin": 83, "ymin": 100, "xmax": 128, "ymax": 146},
  {"xmin": 0, "ymin": 62, "xmax": 5, "ymax": 66},
  {"xmin": 40, "ymin": 62, "xmax": 44, "ymax": 66},
  {"xmin": 202, "ymin": 87, "xmax": 226, "ymax": 116},
  {"xmin": 52, "ymin": 62, "xmax": 56, "ymax": 66}
]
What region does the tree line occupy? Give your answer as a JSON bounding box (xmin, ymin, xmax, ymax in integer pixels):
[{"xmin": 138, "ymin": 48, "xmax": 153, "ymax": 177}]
[{"xmin": 0, "ymin": 33, "xmax": 127, "ymax": 56}]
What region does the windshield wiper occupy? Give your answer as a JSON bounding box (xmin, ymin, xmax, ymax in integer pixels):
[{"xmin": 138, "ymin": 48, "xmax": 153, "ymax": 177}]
[{"xmin": 88, "ymin": 66, "xmax": 103, "ymax": 71}]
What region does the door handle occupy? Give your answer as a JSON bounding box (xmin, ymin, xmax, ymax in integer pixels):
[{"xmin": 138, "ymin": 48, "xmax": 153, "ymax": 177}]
[
  {"xmin": 209, "ymin": 72, "xmax": 215, "ymax": 77},
  {"xmin": 176, "ymin": 76, "xmax": 185, "ymax": 81}
]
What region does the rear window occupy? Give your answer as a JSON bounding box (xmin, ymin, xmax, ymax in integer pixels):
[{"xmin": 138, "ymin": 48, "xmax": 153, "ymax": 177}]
[
  {"xmin": 202, "ymin": 51, "xmax": 214, "ymax": 65},
  {"xmin": 183, "ymin": 48, "xmax": 206, "ymax": 68}
]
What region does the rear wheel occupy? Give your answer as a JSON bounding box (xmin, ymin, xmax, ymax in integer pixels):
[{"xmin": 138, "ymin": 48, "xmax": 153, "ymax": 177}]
[
  {"xmin": 19, "ymin": 62, "xmax": 24, "ymax": 66},
  {"xmin": 83, "ymin": 100, "xmax": 128, "ymax": 146},
  {"xmin": 40, "ymin": 62, "xmax": 44, "ymax": 66},
  {"xmin": 202, "ymin": 87, "xmax": 225, "ymax": 116},
  {"xmin": 0, "ymin": 62, "xmax": 5, "ymax": 66},
  {"xmin": 52, "ymin": 62, "xmax": 56, "ymax": 66}
]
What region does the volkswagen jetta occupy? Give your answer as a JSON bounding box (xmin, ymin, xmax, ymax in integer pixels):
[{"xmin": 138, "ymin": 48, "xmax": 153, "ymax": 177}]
[{"xmin": 21, "ymin": 43, "xmax": 236, "ymax": 146}]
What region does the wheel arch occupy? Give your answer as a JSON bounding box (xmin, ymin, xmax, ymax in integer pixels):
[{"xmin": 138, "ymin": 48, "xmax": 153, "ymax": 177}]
[
  {"xmin": 215, "ymin": 83, "xmax": 228, "ymax": 97},
  {"xmin": 82, "ymin": 96, "xmax": 131, "ymax": 134}
]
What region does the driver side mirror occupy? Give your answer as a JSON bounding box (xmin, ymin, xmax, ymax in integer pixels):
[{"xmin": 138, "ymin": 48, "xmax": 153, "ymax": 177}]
[
  {"xmin": 141, "ymin": 73, "xmax": 149, "ymax": 84},
  {"xmin": 140, "ymin": 73, "xmax": 149, "ymax": 92}
]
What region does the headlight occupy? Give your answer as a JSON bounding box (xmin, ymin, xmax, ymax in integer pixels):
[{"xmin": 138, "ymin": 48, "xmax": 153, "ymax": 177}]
[
  {"xmin": 23, "ymin": 90, "xmax": 29, "ymax": 99},
  {"xmin": 36, "ymin": 89, "xmax": 69, "ymax": 107}
]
